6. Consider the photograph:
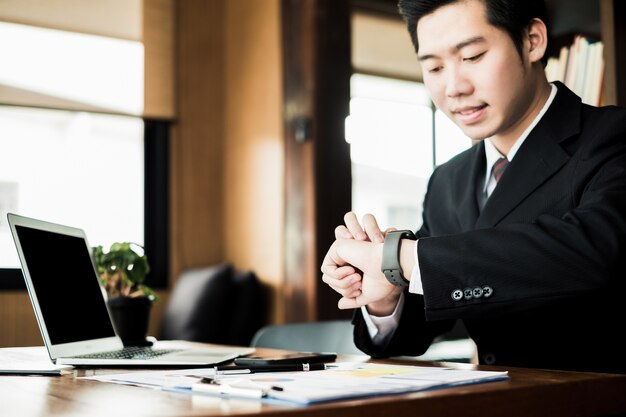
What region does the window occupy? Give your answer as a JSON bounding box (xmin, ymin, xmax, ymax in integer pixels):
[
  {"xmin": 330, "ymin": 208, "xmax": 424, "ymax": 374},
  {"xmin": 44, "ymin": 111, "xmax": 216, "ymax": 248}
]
[
  {"xmin": 0, "ymin": 106, "xmax": 144, "ymax": 269},
  {"xmin": 346, "ymin": 74, "xmax": 471, "ymax": 231},
  {"xmin": 434, "ymin": 110, "xmax": 473, "ymax": 166},
  {"xmin": 0, "ymin": 22, "xmax": 168, "ymax": 290}
]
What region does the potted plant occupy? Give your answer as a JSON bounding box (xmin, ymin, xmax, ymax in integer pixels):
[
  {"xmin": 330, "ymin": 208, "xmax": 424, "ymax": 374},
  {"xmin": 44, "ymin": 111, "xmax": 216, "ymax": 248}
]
[{"xmin": 92, "ymin": 242, "xmax": 158, "ymax": 346}]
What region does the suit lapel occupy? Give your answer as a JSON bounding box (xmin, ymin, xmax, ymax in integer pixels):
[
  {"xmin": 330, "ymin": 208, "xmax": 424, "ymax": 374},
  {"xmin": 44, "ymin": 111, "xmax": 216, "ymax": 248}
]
[
  {"xmin": 475, "ymin": 82, "xmax": 581, "ymax": 229},
  {"xmin": 455, "ymin": 142, "xmax": 484, "ymax": 231}
]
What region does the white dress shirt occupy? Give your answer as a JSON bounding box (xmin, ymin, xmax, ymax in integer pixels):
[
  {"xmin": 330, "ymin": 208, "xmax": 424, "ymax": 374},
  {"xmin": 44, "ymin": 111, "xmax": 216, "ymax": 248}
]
[{"xmin": 361, "ymin": 84, "xmax": 558, "ymax": 344}]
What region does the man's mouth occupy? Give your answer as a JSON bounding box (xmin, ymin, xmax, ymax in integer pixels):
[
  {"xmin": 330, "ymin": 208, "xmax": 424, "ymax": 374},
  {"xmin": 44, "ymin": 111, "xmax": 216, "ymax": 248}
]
[{"xmin": 452, "ymin": 104, "xmax": 488, "ymax": 124}]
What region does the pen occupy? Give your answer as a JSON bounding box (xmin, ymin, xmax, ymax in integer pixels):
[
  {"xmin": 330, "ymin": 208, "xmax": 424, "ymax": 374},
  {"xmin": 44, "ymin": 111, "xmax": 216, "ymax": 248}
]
[
  {"xmin": 213, "ymin": 363, "xmax": 329, "ymax": 375},
  {"xmin": 195, "ymin": 378, "xmax": 282, "ymax": 398}
]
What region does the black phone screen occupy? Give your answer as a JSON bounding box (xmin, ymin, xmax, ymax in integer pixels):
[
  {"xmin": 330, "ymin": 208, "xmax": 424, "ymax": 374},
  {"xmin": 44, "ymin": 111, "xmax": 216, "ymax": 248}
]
[{"xmin": 234, "ymin": 352, "xmax": 337, "ymax": 366}]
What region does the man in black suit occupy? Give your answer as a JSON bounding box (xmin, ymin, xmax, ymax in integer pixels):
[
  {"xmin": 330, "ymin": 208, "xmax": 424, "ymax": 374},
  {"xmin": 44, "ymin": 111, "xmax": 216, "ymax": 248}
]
[{"xmin": 321, "ymin": 0, "xmax": 626, "ymax": 373}]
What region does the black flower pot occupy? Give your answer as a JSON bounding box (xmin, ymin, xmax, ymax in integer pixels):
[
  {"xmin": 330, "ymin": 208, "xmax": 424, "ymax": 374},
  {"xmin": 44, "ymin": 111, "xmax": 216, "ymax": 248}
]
[{"xmin": 107, "ymin": 296, "xmax": 152, "ymax": 347}]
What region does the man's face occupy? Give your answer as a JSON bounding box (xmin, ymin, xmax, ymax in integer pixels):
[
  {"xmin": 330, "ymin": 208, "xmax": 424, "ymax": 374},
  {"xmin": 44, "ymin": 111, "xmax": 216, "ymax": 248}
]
[{"xmin": 417, "ymin": 0, "xmax": 538, "ymax": 142}]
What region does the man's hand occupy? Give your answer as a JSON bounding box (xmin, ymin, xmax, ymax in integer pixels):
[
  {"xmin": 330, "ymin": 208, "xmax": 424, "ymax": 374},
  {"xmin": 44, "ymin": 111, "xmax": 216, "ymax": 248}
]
[
  {"xmin": 325, "ymin": 211, "xmax": 387, "ymax": 303},
  {"xmin": 334, "ymin": 211, "xmax": 392, "ymax": 243},
  {"xmin": 321, "ymin": 238, "xmax": 403, "ymax": 313}
]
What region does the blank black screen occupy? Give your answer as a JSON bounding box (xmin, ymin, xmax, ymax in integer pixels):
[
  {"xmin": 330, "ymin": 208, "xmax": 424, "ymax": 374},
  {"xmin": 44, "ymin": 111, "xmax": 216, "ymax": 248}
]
[{"xmin": 16, "ymin": 225, "xmax": 116, "ymax": 344}]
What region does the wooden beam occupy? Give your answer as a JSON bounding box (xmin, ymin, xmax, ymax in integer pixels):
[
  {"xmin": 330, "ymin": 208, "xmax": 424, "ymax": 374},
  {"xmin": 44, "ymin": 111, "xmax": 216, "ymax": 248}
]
[{"xmin": 282, "ymin": 0, "xmax": 352, "ymax": 321}]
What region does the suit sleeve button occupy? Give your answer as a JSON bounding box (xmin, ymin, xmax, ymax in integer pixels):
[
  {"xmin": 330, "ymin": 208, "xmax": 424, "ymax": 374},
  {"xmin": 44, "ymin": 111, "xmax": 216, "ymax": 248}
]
[
  {"xmin": 472, "ymin": 287, "xmax": 483, "ymax": 298},
  {"xmin": 482, "ymin": 285, "xmax": 493, "ymax": 298},
  {"xmin": 451, "ymin": 289, "xmax": 463, "ymax": 301},
  {"xmin": 463, "ymin": 288, "xmax": 473, "ymax": 300}
]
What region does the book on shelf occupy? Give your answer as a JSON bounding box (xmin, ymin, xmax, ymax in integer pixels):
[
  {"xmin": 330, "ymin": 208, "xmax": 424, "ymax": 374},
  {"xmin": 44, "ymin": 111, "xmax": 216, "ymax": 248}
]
[{"xmin": 545, "ymin": 35, "xmax": 604, "ymax": 106}]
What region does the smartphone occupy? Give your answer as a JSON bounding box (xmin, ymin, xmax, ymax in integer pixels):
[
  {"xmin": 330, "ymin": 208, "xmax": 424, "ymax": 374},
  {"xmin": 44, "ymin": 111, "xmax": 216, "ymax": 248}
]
[{"xmin": 234, "ymin": 352, "xmax": 337, "ymax": 366}]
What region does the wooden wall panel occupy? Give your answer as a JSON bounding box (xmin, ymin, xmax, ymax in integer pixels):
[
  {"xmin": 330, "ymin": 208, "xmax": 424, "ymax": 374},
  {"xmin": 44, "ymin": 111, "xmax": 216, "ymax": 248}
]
[
  {"xmin": 160, "ymin": 0, "xmax": 286, "ymax": 326},
  {"xmin": 281, "ymin": 0, "xmax": 318, "ymax": 323},
  {"xmin": 223, "ymin": 0, "xmax": 284, "ymax": 324},
  {"xmin": 143, "ymin": 0, "xmax": 176, "ymax": 119},
  {"xmin": 310, "ymin": 0, "xmax": 352, "ymax": 321},
  {"xmin": 282, "ymin": 0, "xmax": 352, "ymax": 322},
  {"xmin": 0, "ymin": 293, "xmax": 41, "ymax": 347},
  {"xmin": 171, "ymin": 0, "xmax": 226, "ymax": 277}
]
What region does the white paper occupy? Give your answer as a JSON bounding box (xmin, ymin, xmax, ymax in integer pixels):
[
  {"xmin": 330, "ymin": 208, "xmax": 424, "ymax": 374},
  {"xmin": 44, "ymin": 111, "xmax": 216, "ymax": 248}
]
[
  {"xmin": 0, "ymin": 346, "xmax": 73, "ymax": 375},
  {"xmin": 81, "ymin": 362, "xmax": 508, "ymax": 405}
]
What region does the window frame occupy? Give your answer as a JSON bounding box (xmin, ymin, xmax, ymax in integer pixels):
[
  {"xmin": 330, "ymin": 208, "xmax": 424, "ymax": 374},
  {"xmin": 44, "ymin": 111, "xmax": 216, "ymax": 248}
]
[{"xmin": 0, "ymin": 116, "xmax": 170, "ymax": 291}]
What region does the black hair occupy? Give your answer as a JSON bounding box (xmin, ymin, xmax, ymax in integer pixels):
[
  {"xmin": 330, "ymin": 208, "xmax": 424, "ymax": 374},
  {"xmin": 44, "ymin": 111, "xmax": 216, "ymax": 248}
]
[{"xmin": 397, "ymin": 0, "xmax": 550, "ymax": 65}]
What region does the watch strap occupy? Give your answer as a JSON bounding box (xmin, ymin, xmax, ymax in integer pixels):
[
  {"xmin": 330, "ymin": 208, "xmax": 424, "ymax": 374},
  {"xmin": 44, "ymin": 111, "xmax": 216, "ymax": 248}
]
[{"xmin": 381, "ymin": 230, "xmax": 417, "ymax": 287}]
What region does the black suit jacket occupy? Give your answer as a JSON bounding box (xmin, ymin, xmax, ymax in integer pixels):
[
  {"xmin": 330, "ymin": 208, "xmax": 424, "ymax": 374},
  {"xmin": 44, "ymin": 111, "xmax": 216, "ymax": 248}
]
[{"xmin": 354, "ymin": 82, "xmax": 626, "ymax": 373}]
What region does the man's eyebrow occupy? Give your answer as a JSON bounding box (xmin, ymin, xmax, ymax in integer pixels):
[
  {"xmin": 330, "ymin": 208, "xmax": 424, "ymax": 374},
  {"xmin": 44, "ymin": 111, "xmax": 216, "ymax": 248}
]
[
  {"xmin": 454, "ymin": 36, "xmax": 486, "ymax": 51},
  {"xmin": 418, "ymin": 36, "xmax": 487, "ymax": 62}
]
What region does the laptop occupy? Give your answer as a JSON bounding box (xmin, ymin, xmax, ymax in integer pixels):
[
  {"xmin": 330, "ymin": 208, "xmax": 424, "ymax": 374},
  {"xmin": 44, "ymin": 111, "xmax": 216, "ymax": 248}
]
[{"xmin": 7, "ymin": 213, "xmax": 255, "ymax": 366}]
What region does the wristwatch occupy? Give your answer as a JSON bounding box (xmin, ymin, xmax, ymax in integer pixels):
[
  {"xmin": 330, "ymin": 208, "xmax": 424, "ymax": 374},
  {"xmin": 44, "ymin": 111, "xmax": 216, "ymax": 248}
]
[{"xmin": 381, "ymin": 230, "xmax": 417, "ymax": 287}]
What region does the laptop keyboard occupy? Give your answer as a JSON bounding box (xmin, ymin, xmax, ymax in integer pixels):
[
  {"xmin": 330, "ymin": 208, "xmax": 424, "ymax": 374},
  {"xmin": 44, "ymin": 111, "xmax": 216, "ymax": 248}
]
[{"xmin": 75, "ymin": 346, "xmax": 181, "ymax": 360}]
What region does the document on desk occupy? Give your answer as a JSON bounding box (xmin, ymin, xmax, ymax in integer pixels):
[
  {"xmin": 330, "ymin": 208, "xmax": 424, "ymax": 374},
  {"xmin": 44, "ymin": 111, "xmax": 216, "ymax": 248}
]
[
  {"xmin": 0, "ymin": 346, "xmax": 74, "ymax": 375},
  {"xmin": 82, "ymin": 362, "xmax": 509, "ymax": 405}
]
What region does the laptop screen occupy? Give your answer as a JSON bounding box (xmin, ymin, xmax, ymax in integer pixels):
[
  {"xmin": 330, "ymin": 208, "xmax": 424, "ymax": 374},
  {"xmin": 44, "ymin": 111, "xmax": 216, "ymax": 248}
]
[{"xmin": 15, "ymin": 225, "xmax": 116, "ymax": 345}]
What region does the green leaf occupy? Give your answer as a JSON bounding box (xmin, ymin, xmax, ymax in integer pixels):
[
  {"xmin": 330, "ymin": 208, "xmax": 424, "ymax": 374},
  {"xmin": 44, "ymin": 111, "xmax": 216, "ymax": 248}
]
[{"xmin": 91, "ymin": 241, "xmax": 154, "ymax": 302}]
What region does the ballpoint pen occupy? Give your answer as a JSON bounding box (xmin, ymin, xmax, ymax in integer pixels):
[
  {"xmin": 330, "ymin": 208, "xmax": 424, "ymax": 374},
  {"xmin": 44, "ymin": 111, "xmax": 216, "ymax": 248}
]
[{"xmin": 193, "ymin": 377, "xmax": 283, "ymax": 399}]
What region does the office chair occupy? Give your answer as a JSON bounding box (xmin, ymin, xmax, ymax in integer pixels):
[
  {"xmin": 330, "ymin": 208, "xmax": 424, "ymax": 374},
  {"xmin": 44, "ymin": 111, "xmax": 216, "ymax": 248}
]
[
  {"xmin": 250, "ymin": 320, "xmax": 365, "ymax": 355},
  {"xmin": 159, "ymin": 263, "xmax": 266, "ymax": 346}
]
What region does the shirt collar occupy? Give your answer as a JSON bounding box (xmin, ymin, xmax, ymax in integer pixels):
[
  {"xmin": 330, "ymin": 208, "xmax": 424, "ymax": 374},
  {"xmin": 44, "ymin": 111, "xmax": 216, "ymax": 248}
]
[{"xmin": 483, "ymin": 83, "xmax": 558, "ymax": 191}]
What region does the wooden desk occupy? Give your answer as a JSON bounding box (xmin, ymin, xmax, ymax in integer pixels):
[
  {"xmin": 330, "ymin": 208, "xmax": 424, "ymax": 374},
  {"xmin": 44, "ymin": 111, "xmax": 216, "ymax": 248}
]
[{"xmin": 1, "ymin": 346, "xmax": 626, "ymax": 417}]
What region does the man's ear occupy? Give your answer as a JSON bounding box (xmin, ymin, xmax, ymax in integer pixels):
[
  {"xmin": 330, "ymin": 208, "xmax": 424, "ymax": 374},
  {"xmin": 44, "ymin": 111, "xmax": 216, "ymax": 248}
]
[{"xmin": 526, "ymin": 18, "xmax": 548, "ymax": 64}]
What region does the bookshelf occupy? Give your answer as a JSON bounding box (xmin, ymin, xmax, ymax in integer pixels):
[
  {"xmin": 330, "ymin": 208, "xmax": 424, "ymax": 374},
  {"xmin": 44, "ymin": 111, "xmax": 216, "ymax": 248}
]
[
  {"xmin": 545, "ymin": 35, "xmax": 604, "ymax": 106},
  {"xmin": 546, "ymin": 0, "xmax": 626, "ymax": 106}
]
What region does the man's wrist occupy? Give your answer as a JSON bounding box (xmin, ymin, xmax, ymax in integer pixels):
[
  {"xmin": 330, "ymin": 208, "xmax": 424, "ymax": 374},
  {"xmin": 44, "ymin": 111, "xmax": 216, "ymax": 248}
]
[
  {"xmin": 366, "ymin": 287, "xmax": 404, "ymax": 316},
  {"xmin": 400, "ymin": 239, "xmax": 417, "ymax": 282}
]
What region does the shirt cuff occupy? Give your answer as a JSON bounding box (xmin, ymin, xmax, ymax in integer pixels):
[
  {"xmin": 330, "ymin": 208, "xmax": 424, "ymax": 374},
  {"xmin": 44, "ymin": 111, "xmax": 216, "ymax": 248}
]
[
  {"xmin": 409, "ymin": 239, "xmax": 424, "ymax": 295},
  {"xmin": 360, "ymin": 292, "xmax": 405, "ymax": 346}
]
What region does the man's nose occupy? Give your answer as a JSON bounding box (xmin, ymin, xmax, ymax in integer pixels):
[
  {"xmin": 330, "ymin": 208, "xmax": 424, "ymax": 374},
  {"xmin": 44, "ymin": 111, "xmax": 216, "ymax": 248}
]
[{"xmin": 445, "ymin": 66, "xmax": 473, "ymax": 98}]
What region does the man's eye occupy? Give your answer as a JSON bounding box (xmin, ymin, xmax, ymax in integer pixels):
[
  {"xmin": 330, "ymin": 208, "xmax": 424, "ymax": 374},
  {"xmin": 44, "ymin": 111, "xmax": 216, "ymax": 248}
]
[
  {"xmin": 428, "ymin": 66, "xmax": 443, "ymax": 73},
  {"xmin": 464, "ymin": 52, "xmax": 486, "ymax": 62}
]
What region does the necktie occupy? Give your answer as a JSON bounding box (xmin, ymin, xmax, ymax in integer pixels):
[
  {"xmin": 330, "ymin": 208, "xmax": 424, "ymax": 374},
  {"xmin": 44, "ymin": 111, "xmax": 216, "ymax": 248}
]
[
  {"xmin": 478, "ymin": 156, "xmax": 510, "ymax": 211},
  {"xmin": 491, "ymin": 157, "xmax": 509, "ymax": 183}
]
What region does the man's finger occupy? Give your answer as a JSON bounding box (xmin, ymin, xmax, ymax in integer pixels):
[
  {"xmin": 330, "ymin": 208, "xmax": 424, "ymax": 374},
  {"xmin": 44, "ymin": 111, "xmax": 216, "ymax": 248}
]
[
  {"xmin": 322, "ymin": 271, "xmax": 360, "ymax": 290},
  {"xmin": 362, "ymin": 214, "xmax": 385, "ymax": 243},
  {"xmin": 344, "ymin": 212, "xmax": 367, "ymax": 241},
  {"xmin": 335, "ymin": 225, "xmax": 354, "ymax": 240},
  {"xmin": 338, "ymin": 296, "xmax": 366, "ymax": 310},
  {"xmin": 320, "ymin": 243, "xmax": 345, "ymax": 274},
  {"xmin": 327, "ymin": 283, "xmax": 361, "ymax": 299}
]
